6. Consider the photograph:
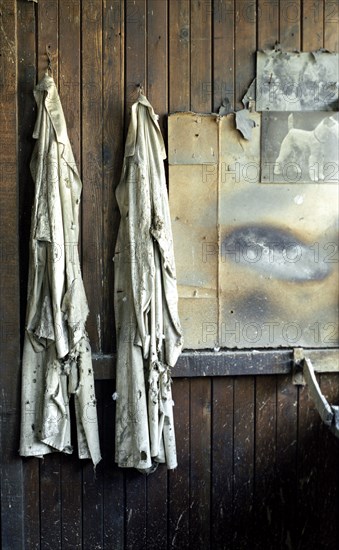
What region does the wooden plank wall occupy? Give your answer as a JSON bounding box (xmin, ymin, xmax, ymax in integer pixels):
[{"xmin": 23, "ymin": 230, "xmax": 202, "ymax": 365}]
[{"xmin": 0, "ymin": 0, "xmax": 338, "ymax": 548}]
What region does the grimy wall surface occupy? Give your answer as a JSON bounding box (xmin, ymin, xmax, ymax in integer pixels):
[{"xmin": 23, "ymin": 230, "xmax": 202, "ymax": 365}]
[{"xmin": 1, "ymin": 1, "xmax": 339, "ymax": 548}]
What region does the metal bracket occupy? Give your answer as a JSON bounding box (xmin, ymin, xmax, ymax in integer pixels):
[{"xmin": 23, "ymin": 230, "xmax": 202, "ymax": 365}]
[{"xmin": 293, "ymin": 347, "xmax": 339, "ymax": 436}]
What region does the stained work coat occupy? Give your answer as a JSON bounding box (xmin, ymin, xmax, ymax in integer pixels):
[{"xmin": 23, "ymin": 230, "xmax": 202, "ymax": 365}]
[
  {"xmin": 114, "ymin": 94, "xmax": 183, "ymax": 471},
  {"xmin": 20, "ymin": 74, "xmax": 101, "ymax": 466}
]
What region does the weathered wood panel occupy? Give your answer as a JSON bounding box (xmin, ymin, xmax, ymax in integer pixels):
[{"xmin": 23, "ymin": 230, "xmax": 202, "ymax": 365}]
[
  {"xmin": 1, "ymin": 1, "xmax": 338, "ymax": 549},
  {"xmin": 0, "ymin": 2, "xmax": 24, "ymax": 548}
]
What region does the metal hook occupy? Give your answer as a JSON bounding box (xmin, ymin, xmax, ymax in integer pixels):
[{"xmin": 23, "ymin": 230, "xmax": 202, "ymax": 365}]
[
  {"xmin": 46, "ymin": 45, "xmax": 53, "ymax": 75},
  {"xmin": 136, "ymin": 83, "xmax": 144, "ymax": 97}
]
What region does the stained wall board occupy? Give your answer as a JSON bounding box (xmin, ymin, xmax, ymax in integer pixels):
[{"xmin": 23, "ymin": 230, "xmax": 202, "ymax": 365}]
[
  {"xmin": 256, "ymin": 50, "xmax": 339, "ymax": 111},
  {"xmin": 168, "ymin": 112, "xmax": 339, "ymax": 349}
]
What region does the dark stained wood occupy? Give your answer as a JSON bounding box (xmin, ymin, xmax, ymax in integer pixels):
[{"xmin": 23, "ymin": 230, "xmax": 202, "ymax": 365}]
[
  {"xmin": 213, "ymin": 0, "xmax": 235, "ymax": 112},
  {"xmin": 254, "ymin": 376, "xmax": 277, "ymax": 549},
  {"xmin": 38, "ymin": 0, "xmax": 59, "ymax": 84},
  {"xmin": 169, "ymin": 0, "xmax": 190, "ymax": 112},
  {"xmin": 276, "ymin": 375, "xmax": 298, "ymax": 548},
  {"xmin": 190, "ymin": 0, "xmax": 212, "ymax": 112},
  {"xmin": 168, "ymin": 379, "xmax": 190, "ymax": 549},
  {"xmin": 0, "ymin": 1, "xmax": 24, "ymax": 548},
  {"xmin": 125, "ymin": 0, "xmax": 146, "ymax": 119},
  {"xmin": 279, "ymin": 0, "xmax": 301, "ymax": 50},
  {"xmin": 211, "ymin": 378, "xmax": 234, "ymax": 549},
  {"xmin": 258, "ymin": 0, "xmax": 279, "ymax": 50},
  {"xmin": 102, "ymin": 380, "xmax": 125, "ymax": 549},
  {"xmin": 81, "ymin": 0, "xmax": 103, "ymax": 352},
  {"xmin": 59, "ymin": 0, "xmax": 81, "ymax": 166},
  {"xmin": 17, "ymin": 4, "xmax": 39, "ymax": 545},
  {"xmin": 4, "ymin": 2, "xmax": 339, "ymax": 549},
  {"xmin": 234, "ymin": 0, "xmax": 256, "ymax": 109},
  {"xmin": 82, "ymin": 381, "xmax": 104, "ymax": 550},
  {"xmin": 302, "ymin": 0, "xmax": 324, "ymax": 50},
  {"xmin": 102, "ymin": 0, "xmax": 124, "ymax": 353},
  {"xmin": 40, "ymin": 455, "xmax": 62, "ymax": 549},
  {"xmin": 125, "ymin": 471, "xmax": 147, "ymax": 550},
  {"xmin": 147, "ymin": 0, "xmax": 168, "ymax": 125},
  {"xmin": 318, "ymin": 374, "xmax": 339, "ymax": 549},
  {"xmin": 146, "ymin": 465, "xmax": 168, "ymax": 550},
  {"xmin": 58, "ymin": 6, "xmax": 83, "ymax": 548},
  {"xmin": 17, "ymin": 0, "xmax": 36, "ymax": 344},
  {"xmin": 189, "ymin": 378, "xmax": 211, "ymax": 548},
  {"xmin": 324, "ymin": 0, "xmax": 339, "ymax": 50},
  {"xmin": 232, "ymin": 377, "xmax": 255, "ymax": 547}
]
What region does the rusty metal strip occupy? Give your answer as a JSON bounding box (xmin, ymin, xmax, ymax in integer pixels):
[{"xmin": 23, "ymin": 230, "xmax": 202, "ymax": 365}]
[{"xmin": 92, "ymin": 348, "xmax": 339, "ymax": 380}]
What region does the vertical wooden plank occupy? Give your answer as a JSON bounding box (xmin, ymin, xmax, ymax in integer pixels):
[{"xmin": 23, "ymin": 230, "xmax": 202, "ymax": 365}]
[
  {"xmin": 324, "ymin": 0, "xmax": 339, "ymax": 50},
  {"xmin": 0, "ymin": 2, "xmax": 24, "ymax": 548},
  {"xmin": 58, "ymin": 5, "xmax": 83, "ymax": 548},
  {"xmin": 38, "ymin": 0, "xmax": 59, "ymax": 84},
  {"xmin": 189, "ymin": 378, "xmax": 211, "ymax": 548},
  {"xmin": 40, "ymin": 456, "xmax": 62, "ymax": 549},
  {"xmin": 147, "ymin": 0, "xmax": 167, "ymax": 125},
  {"xmin": 318, "ymin": 374, "xmax": 339, "ymax": 549},
  {"xmin": 103, "ymin": 380, "xmax": 125, "ymax": 549},
  {"xmin": 279, "ymin": 0, "xmax": 301, "ymax": 50},
  {"xmin": 213, "ymin": 0, "xmax": 235, "ymax": 112},
  {"xmin": 254, "ymin": 376, "xmax": 277, "ymax": 549},
  {"xmin": 169, "ymin": 0, "xmax": 190, "ymax": 112},
  {"xmin": 296, "ymin": 383, "xmax": 320, "ymax": 549},
  {"xmin": 232, "ymin": 377, "xmax": 255, "ymax": 548},
  {"xmin": 234, "ymin": 0, "xmax": 256, "ymax": 109},
  {"xmin": 59, "ymin": 0, "xmax": 81, "ymax": 166},
  {"xmin": 146, "ymin": 467, "xmax": 168, "ymax": 550},
  {"xmin": 17, "ymin": 0, "xmax": 37, "ymax": 340},
  {"xmin": 17, "ymin": 3, "xmax": 39, "ymax": 546},
  {"xmin": 23, "ymin": 459, "xmax": 40, "ymax": 550},
  {"xmin": 302, "ymin": 0, "xmax": 324, "ymax": 50},
  {"xmin": 258, "ymin": 0, "xmax": 279, "ymax": 50},
  {"xmin": 276, "ymin": 375, "xmax": 298, "ymax": 548},
  {"xmin": 61, "ymin": 457, "xmax": 82, "ymax": 550},
  {"xmin": 82, "ymin": 381, "xmax": 104, "ymax": 550},
  {"xmin": 211, "ymin": 378, "xmax": 234, "ymax": 549},
  {"xmin": 125, "ymin": 472, "xmax": 147, "ymax": 550},
  {"xmin": 168, "ymin": 379, "xmax": 190, "ymax": 549},
  {"xmin": 60, "ymin": 407, "xmax": 82, "ymax": 550},
  {"xmin": 81, "ymin": 0, "xmax": 103, "ymax": 352},
  {"xmin": 102, "ymin": 0, "xmax": 124, "ymax": 353},
  {"xmin": 190, "ymin": 0, "xmax": 212, "ymax": 112},
  {"xmin": 125, "ymin": 0, "xmax": 146, "ymax": 120}
]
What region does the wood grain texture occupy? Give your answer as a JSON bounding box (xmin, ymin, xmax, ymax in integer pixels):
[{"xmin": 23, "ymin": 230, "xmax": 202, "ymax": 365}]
[
  {"xmin": 211, "ymin": 377, "xmax": 234, "ymax": 549},
  {"xmin": 169, "ymin": 0, "xmax": 190, "ymax": 112},
  {"xmin": 0, "ymin": 1, "xmax": 24, "ymax": 548},
  {"xmin": 5, "ymin": 2, "xmax": 339, "ymax": 549},
  {"xmin": 254, "ymin": 376, "xmax": 278, "ymax": 549},
  {"xmin": 324, "ymin": 0, "xmax": 339, "ymax": 50},
  {"xmin": 102, "ymin": 0, "xmax": 124, "ymax": 353},
  {"xmin": 81, "ymin": 0, "xmax": 103, "ymax": 352},
  {"xmin": 279, "ymin": 0, "xmax": 301, "ymax": 50},
  {"xmin": 189, "ymin": 378, "xmax": 211, "ymax": 548},
  {"xmin": 168, "ymin": 379, "xmax": 190, "ymax": 549},
  {"xmin": 232, "ymin": 377, "xmax": 255, "ymax": 547},
  {"xmin": 213, "ymin": 0, "xmax": 235, "ymax": 112},
  {"xmin": 190, "ymin": 0, "xmax": 212, "ymax": 112}
]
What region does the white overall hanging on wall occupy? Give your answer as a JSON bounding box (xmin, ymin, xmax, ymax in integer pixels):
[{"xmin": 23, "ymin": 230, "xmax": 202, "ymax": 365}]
[
  {"xmin": 19, "ymin": 71, "xmax": 101, "ymax": 466},
  {"xmin": 114, "ymin": 91, "xmax": 183, "ymax": 473}
]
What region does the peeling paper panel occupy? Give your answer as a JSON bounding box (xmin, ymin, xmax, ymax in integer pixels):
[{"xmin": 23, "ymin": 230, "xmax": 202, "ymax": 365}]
[
  {"xmin": 169, "ymin": 165, "xmax": 218, "ymax": 299},
  {"xmin": 168, "ymin": 113, "xmax": 219, "ymax": 165},
  {"xmin": 256, "ymin": 50, "xmax": 339, "ymax": 111},
  {"xmin": 168, "ymin": 112, "xmax": 339, "ymax": 349}
]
